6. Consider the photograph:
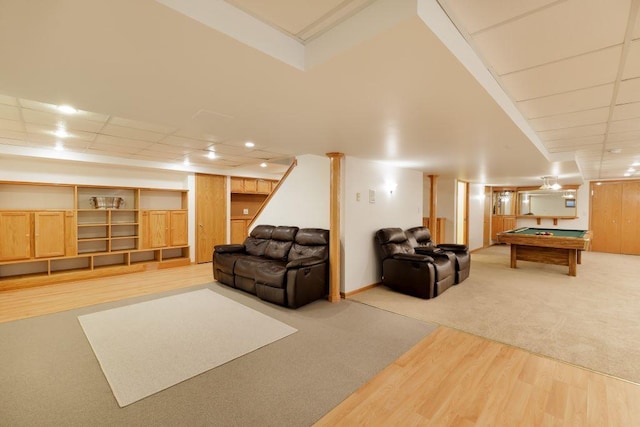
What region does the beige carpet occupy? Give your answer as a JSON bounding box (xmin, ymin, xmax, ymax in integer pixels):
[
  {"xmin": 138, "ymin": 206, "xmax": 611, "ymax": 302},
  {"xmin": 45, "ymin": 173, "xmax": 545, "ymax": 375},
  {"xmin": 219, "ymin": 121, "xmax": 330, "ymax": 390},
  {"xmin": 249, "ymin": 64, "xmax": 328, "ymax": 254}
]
[
  {"xmin": 351, "ymin": 245, "xmax": 640, "ymax": 383},
  {"xmin": 78, "ymin": 289, "xmax": 297, "ymax": 407}
]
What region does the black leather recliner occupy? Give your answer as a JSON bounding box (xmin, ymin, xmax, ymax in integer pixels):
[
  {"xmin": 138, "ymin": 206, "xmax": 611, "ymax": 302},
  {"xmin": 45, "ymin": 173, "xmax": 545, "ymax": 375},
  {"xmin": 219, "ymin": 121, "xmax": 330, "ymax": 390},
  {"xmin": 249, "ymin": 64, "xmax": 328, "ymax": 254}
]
[
  {"xmin": 406, "ymin": 226, "xmax": 470, "ymax": 283},
  {"xmin": 375, "ymin": 228, "xmax": 455, "ymax": 299}
]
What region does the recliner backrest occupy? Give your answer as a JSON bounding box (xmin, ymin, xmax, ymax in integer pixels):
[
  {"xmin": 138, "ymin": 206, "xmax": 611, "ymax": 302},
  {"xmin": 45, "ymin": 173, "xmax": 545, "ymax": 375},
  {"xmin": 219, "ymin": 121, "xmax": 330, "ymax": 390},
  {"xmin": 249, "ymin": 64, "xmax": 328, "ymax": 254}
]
[
  {"xmin": 244, "ymin": 225, "xmax": 275, "ymax": 256},
  {"xmin": 375, "ymin": 228, "xmax": 414, "ymax": 261},
  {"xmin": 264, "ymin": 226, "xmax": 299, "ymax": 261},
  {"xmin": 288, "ymin": 228, "xmax": 329, "ymax": 261},
  {"xmin": 406, "ymin": 226, "xmax": 436, "ymax": 249}
]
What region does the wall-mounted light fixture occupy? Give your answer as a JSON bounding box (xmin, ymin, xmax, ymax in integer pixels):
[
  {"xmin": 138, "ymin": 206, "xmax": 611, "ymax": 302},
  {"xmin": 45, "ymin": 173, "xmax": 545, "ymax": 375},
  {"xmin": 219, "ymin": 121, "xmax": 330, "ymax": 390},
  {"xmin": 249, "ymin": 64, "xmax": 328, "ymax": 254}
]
[
  {"xmin": 540, "ymin": 176, "xmax": 562, "ymax": 190},
  {"xmin": 384, "ymin": 182, "xmax": 398, "ymax": 194}
]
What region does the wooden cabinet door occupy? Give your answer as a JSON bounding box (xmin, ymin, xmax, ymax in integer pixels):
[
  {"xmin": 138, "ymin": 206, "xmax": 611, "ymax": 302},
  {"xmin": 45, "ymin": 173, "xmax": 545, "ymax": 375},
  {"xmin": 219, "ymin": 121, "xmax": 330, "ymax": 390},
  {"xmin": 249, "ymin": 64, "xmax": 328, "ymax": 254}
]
[
  {"xmin": 503, "ymin": 216, "xmax": 517, "ymax": 232},
  {"xmin": 34, "ymin": 211, "xmax": 65, "ymax": 258},
  {"xmin": 621, "ymin": 181, "xmax": 640, "ymax": 255},
  {"xmin": 256, "ymin": 179, "xmax": 270, "ymax": 194},
  {"xmin": 148, "ymin": 210, "xmax": 169, "ymax": 248},
  {"xmin": 591, "ymin": 182, "xmax": 622, "ymax": 253},
  {"xmin": 170, "ymin": 210, "xmax": 188, "ymax": 246},
  {"xmin": 230, "ymin": 177, "xmax": 244, "ymax": 193},
  {"xmin": 0, "ymin": 212, "xmax": 31, "ymax": 261},
  {"xmin": 230, "ymin": 219, "xmax": 248, "ymax": 244},
  {"xmin": 491, "ymin": 216, "xmax": 503, "ymax": 240},
  {"xmin": 243, "ymin": 178, "xmax": 257, "ymax": 193}
]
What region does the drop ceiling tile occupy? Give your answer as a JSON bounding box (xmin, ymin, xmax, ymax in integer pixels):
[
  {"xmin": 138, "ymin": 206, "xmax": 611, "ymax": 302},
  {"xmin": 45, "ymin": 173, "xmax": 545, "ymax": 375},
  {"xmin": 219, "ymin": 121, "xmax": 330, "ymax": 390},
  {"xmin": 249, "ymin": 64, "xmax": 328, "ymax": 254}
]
[
  {"xmin": 634, "ymin": 7, "xmax": 640, "ymax": 39},
  {"xmin": 210, "ymin": 143, "xmax": 256, "ymax": 156},
  {"xmin": 91, "ymin": 134, "xmax": 155, "ymax": 149},
  {"xmin": 109, "ymin": 116, "xmax": 177, "ymax": 134},
  {"xmin": 132, "ymin": 150, "xmax": 182, "ymax": 161},
  {"xmin": 100, "ymin": 124, "xmax": 165, "ymax": 142},
  {"xmin": 441, "ymin": 0, "xmax": 557, "ymax": 35},
  {"xmin": 30, "ymin": 139, "xmax": 90, "ymax": 150},
  {"xmin": 622, "ymin": 39, "xmax": 640, "ymax": 79},
  {"xmin": 160, "ymin": 135, "xmax": 215, "ymax": 150},
  {"xmin": 149, "ymin": 142, "xmax": 195, "ymax": 154},
  {"xmin": 617, "ymin": 77, "xmax": 640, "ymax": 104},
  {"xmin": 19, "ymin": 99, "xmax": 109, "ymax": 122},
  {"xmin": 24, "ymin": 124, "xmax": 96, "ymax": 142},
  {"xmin": 517, "ymin": 84, "xmax": 613, "ymax": 119},
  {"xmin": 538, "ymin": 123, "xmax": 607, "ymax": 141},
  {"xmin": 86, "ymin": 144, "xmax": 144, "ymax": 155},
  {"xmin": 609, "ymin": 118, "xmax": 640, "ymax": 133},
  {"xmin": 607, "ymin": 129, "xmax": 640, "ymax": 142},
  {"xmin": 472, "ymin": 0, "xmax": 629, "ymax": 74},
  {"xmin": 545, "ymin": 135, "xmax": 604, "ymax": 148},
  {"xmin": 612, "ymin": 102, "xmax": 640, "ymax": 121},
  {"xmin": 21, "ymin": 109, "xmax": 106, "ymax": 133},
  {"xmin": 530, "ymin": 107, "xmax": 610, "ymax": 131},
  {"xmin": 501, "ymin": 46, "xmax": 622, "ymax": 101},
  {"xmin": 0, "ymin": 130, "xmax": 26, "ymax": 141},
  {"xmin": 241, "ymin": 149, "xmax": 284, "ymax": 159},
  {"xmin": 172, "ymin": 129, "xmax": 221, "ymax": 142},
  {"xmin": 0, "ymin": 94, "xmax": 18, "ymax": 106},
  {"xmin": 0, "ymin": 117, "xmax": 24, "ymax": 132},
  {"xmin": 0, "ymin": 104, "xmax": 21, "ymax": 121}
]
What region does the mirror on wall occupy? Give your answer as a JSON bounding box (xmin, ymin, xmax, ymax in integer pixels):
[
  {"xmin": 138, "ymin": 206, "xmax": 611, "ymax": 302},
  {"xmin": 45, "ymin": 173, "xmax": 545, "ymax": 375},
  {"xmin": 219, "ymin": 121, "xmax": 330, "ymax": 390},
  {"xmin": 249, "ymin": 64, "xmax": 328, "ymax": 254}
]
[{"xmin": 516, "ymin": 188, "xmax": 578, "ymax": 218}]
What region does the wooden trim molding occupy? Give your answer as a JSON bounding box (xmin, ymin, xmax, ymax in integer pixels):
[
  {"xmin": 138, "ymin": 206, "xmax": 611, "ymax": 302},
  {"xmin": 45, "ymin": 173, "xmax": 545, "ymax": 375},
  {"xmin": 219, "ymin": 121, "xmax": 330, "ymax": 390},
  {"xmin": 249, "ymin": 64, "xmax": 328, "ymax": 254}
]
[
  {"xmin": 326, "ymin": 152, "xmax": 344, "ymax": 303},
  {"xmin": 429, "ymin": 174, "xmax": 438, "ymax": 243},
  {"xmin": 342, "ymin": 282, "xmax": 379, "ymax": 298},
  {"xmin": 248, "ymin": 158, "xmax": 297, "ymax": 229}
]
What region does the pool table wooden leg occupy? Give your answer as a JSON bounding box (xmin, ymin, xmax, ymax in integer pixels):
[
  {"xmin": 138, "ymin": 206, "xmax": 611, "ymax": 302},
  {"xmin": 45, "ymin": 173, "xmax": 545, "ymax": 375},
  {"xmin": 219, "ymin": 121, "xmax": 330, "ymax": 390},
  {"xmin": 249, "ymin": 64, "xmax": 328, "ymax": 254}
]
[
  {"xmin": 577, "ymin": 250, "xmax": 582, "ymax": 264},
  {"xmin": 568, "ymin": 250, "xmax": 577, "ymax": 276},
  {"xmin": 510, "ymin": 244, "xmax": 517, "ymax": 269}
]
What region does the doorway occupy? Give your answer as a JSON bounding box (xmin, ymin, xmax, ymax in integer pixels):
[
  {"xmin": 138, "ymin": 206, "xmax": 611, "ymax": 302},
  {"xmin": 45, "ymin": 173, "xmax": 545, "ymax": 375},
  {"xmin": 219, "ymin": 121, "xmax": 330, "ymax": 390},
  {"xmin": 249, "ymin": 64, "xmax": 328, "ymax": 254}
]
[
  {"xmin": 456, "ymin": 180, "xmax": 469, "ymax": 245},
  {"xmin": 195, "ymin": 174, "xmax": 227, "ymax": 263}
]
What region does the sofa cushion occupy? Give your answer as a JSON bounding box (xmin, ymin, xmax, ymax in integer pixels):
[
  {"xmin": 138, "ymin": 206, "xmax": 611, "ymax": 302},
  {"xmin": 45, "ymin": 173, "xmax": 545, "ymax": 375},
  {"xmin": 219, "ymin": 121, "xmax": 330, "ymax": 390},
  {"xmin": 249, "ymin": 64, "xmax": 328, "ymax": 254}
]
[
  {"xmin": 265, "ymin": 240, "xmax": 294, "ymax": 261},
  {"xmin": 234, "ymin": 256, "xmax": 271, "ymax": 278},
  {"xmin": 254, "ymin": 262, "xmax": 288, "ymax": 288},
  {"xmin": 271, "ymin": 226, "xmax": 298, "ymax": 241},
  {"xmin": 251, "ymin": 225, "xmax": 275, "ymax": 239},
  {"xmin": 214, "ymin": 252, "xmax": 244, "ymax": 274},
  {"xmin": 288, "ymin": 228, "xmax": 330, "ymax": 262}
]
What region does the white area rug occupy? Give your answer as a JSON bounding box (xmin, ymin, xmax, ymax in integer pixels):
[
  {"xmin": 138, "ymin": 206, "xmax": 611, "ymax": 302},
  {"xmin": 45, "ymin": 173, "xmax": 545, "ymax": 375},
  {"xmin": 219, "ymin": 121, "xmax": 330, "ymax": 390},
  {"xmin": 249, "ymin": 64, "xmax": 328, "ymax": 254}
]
[{"xmin": 78, "ymin": 289, "xmax": 297, "ymax": 407}]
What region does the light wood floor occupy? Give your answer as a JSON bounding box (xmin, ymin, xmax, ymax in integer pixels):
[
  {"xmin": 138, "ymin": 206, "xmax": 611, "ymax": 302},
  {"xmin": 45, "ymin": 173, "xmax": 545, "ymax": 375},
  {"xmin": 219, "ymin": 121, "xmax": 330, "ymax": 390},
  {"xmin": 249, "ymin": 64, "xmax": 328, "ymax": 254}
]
[{"xmin": 2, "ymin": 264, "xmax": 639, "ymax": 426}]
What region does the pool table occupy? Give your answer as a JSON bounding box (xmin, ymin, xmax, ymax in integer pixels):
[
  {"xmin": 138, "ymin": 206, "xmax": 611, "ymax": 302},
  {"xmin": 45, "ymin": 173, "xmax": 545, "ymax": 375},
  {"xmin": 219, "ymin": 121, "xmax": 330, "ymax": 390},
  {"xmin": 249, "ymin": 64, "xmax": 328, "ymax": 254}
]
[{"xmin": 496, "ymin": 227, "xmax": 592, "ymax": 276}]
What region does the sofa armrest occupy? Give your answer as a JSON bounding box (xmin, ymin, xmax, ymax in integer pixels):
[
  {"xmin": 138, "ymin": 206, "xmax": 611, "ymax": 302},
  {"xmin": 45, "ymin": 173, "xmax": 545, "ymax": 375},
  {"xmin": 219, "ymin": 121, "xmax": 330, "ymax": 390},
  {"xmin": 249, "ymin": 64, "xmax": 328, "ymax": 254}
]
[
  {"xmin": 392, "ymin": 253, "xmax": 434, "ymax": 263},
  {"xmin": 286, "ymin": 256, "xmax": 325, "ymax": 269},
  {"xmin": 214, "ymin": 244, "xmax": 245, "ymax": 254},
  {"xmin": 437, "ymin": 244, "xmax": 469, "ymax": 252}
]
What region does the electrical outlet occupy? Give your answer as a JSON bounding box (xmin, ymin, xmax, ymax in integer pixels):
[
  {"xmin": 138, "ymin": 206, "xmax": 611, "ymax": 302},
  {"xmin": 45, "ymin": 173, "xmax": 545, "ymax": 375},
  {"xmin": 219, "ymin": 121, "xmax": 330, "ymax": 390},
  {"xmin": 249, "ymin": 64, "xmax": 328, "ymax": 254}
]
[{"xmin": 243, "ymin": 208, "xmax": 249, "ymax": 215}]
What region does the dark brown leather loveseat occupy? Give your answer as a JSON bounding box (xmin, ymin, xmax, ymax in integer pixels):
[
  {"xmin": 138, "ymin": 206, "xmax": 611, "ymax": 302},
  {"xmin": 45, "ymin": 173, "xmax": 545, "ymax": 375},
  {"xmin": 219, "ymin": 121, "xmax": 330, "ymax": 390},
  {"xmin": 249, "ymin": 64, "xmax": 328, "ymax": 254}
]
[{"xmin": 213, "ymin": 225, "xmax": 329, "ymax": 308}]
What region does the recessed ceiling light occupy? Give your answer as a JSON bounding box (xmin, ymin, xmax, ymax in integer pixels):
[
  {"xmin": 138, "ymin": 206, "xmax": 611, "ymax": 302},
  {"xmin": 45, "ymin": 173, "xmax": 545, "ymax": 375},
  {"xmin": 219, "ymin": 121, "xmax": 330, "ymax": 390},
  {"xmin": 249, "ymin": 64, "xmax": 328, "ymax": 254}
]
[
  {"xmin": 608, "ymin": 148, "xmax": 622, "ymax": 154},
  {"xmin": 624, "ymin": 173, "xmax": 631, "ymax": 177},
  {"xmin": 244, "ymin": 141, "xmax": 255, "ymax": 148},
  {"xmin": 53, "ymin": 127, "xmax": 69, "ymax": 138},
  {"xmin": 633, "ymin": 161, "xmax": 640, "ymax": 167},
  {"xmin": 56, "ymin": 105, "xmax": 77, "ymax": 115},
  {"xmin": 628, "ymin": 168, "xmax": 636, "ymax": 173},
  {"xmin": 207, "ymin": 151, "xmax": 216, "ymax": 159},
  {"xmin": 260, "ymin": 162, "xmax": 267, "ymax": 168},
  {"xmin": 54, "ymin": 141, "xmax": 64, "ymax": 151},
  {"xmin": 183, "ymin": 158, "xmax": 190, "ymax": 166}
]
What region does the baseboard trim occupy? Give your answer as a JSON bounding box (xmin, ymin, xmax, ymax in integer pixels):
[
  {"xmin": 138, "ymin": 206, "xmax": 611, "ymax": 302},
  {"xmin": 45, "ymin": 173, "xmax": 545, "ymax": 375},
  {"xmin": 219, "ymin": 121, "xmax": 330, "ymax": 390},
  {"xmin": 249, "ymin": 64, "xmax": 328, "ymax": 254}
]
[{"xmin": 342, "ymin": 282, "xmax": 380, "ymax": 298}]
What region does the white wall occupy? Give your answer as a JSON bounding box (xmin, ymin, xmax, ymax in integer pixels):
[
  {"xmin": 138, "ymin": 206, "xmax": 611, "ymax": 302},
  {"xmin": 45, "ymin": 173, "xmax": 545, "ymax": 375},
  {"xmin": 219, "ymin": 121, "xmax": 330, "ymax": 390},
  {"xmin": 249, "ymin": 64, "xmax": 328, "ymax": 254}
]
[
  {"xmin": 253, "ymin": 154, "xmax": 331, "ymax": 229},
  {"xmin": 343, "ymin": 156, "xmax": 423, "ymax": 293},
  {"xmin": 468, "ymin": 183, "xmax": 486, "ymax": 251}
]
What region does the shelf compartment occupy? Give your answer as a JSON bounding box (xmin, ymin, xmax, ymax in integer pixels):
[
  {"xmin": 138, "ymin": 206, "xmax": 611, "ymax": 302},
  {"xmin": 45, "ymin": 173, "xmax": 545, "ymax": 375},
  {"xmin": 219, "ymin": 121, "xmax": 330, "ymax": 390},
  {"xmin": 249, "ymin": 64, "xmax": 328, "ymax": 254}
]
[
  {"xmin": 77, "ymin": 240, "xmax": 109, "ymax": 254},
  {"xmin": 93, "ymin": 253, "xmax": 128, "ymax": 268},
  {"xmin": 162, "ymin": 247, "xmax": 190, "ymax": 261},
  {"xmin": 51, "ymin": 257, "xmax": 91, "ymax": 273},
  {"xmin": 130, "ymin": 250, "xmax": 160, "ymax": 264},
  {"xmin": 111, "ymin": 224, "xmax": 138, "ymax": 237},
  {"xmin": 111, "ymin": 237, "xmax": 138, "ymax": 252},
  {"xmin": 77, "ymin": 226, "xmax": 108, "ymax": 240},
  {"xmin": 0, "ymin": 261, "xmax": 48, "ymax": 278}
]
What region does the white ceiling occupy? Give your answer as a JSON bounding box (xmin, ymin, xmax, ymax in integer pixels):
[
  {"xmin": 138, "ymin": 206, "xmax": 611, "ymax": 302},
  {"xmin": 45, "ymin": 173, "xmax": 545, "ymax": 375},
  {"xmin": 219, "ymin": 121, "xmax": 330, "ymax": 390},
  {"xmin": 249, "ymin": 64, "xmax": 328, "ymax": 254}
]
[{"xmin": 0, "ymin": 0, "xmax": 637, "ymax": 185}]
